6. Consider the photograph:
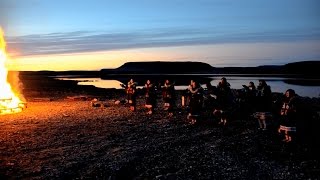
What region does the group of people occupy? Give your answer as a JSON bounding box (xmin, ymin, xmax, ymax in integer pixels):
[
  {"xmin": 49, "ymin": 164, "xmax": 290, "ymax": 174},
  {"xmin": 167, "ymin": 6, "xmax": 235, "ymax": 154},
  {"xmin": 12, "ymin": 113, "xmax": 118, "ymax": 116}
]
[
  {"xmin": 124, "ymin": 77, "xmax": 301, "ymax": 143},
  {"xmin": 124, "ymin": 79, "xmax": 175, "ymax": 115}
]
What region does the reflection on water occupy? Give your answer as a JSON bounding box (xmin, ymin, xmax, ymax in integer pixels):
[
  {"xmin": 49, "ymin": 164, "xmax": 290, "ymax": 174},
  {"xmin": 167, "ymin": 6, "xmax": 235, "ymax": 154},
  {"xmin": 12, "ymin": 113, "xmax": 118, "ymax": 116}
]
[
  {"xmin": 57, "ymin": 76, "xmax": 320, "ymax": 97},
  {"xmin": 209, "ymin": 76, "xmax": 320, "ymax": 98},
  {"xmin": 57, "ymin": 78, "xmax": 124, "ymax": 89}
]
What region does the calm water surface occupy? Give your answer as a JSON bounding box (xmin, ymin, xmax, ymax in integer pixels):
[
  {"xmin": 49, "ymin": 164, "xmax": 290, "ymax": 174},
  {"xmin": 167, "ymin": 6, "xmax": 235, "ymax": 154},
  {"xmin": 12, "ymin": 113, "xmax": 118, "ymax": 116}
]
[{"xmin": 57, "ymin": 76, "xmax": 320, "ymax": 98}]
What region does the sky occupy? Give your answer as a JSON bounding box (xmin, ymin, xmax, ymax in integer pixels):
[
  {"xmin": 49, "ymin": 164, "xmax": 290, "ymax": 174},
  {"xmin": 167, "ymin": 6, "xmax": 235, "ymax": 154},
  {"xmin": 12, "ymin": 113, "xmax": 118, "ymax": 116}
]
[{"xmin": 0, "ymin": 0, "xmax": 320, "ymax": 71}]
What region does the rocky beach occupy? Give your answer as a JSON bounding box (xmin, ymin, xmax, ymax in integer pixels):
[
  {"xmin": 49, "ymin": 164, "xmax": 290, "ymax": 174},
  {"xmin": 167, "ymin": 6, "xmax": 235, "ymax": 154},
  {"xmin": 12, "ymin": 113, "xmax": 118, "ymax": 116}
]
[{"xmin": 1, "ymin": 74, "xmax": 320, "ymax": 179}]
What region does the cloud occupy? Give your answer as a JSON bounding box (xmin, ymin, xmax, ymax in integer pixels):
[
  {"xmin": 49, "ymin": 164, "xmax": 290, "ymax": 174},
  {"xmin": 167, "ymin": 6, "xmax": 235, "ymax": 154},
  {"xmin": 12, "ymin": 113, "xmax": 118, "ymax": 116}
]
[
  {"xmin": 0, "ymin": 1, "xmax": 14, "ymax": 29},
  {"xmin": 5, "ymin": 27, "xmax": 320, "ymax": 57}
]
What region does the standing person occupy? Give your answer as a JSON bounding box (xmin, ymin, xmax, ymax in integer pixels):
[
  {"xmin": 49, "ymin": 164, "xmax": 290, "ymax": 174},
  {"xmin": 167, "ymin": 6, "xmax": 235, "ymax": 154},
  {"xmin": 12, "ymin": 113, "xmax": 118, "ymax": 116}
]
[
  {"xmin": 187, "ymin": 80, "xmax": 204, "ymax": 124},
  {"xmin": 203, "ymin": 81, "xmax": 217, "ymax": 108},
  {"xmin": 253, "ymin": 79, "xmax": 273, "ymax": 130},
  {"xmin": 256, "ymin": 79, "xmax": 272, "ymax": 112},
  {"xmin": 187, "ymin": 80, "xmax": 194, "ymax": 106},
  {"xmin": 144, "ymin": 80, "xmax": 156, "ymax": 114},
  {"xmin": 278, "ymin": 89, "xmax": 299, "ymax": 142},
  {"xmin": 126, "ymin": 79, "xmax": 137, "ymax": 112},
  {"xmin": 182, "ymin": 80, "xmax": 194, "ymax": 107},
  {"xmin": 162, "ymin": 79, "xmax": 175, "ymax": 116},
  {"xmin": 243, "ymin": 81, "xmax": 257, "ymax": 112},
  {"xmin": 205, "ymin": 81, "xmax": 217, "ymax": 95},
  {"xmin": 247, "ymin": 81, "xmax": 257, "ymax": 104},
  {"xmin": 214, "ymin": 77, "xmax": 232, "ymax": 125},
  {"xmin": 216, "ymin": 77, "xmax": 231, "ymax": 109}
]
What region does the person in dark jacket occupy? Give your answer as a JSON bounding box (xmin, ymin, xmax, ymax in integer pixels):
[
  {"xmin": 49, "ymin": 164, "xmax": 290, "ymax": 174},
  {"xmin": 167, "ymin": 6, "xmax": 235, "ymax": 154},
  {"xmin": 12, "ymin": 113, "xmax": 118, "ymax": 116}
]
[
  {"xmin": 242, "ymin": 81, "xmax": 257, "ymax": 113},
  {"xmin": 187, "ymin": 80, "xmax": 204, "ymax": 124},
  {"xmin": 278, "ymin": 89, "xmax": 299, "ymax": 142},
  {"xmin": 216, "ymin": 77, "xmax": 231, "ymax": 109},
  {"xmin": 246, "ymin": 81, "xmax": 257, "ymax": 105},
  {"xmin": 126, "ymin": 79, "xmax": 137, "ymax": 111},
  {"xmin": 256, "ymin": 79, "xmax": 272, "ymax": 112},
  {"xmin": 144, "ymin": 80, "xmax": 156, "ymax": 114},
  {"xmin": 203, "ymin": 81, "xmax": 218, "ymax": 108},
  {"xmin": 214, "ymin": 77, "xmax": 232, "ymax": 125},
  {"xmin": 252, "ymin": 80, "xmax": 273, "ymax": 130},
  {"xmin": 182, "ymin": 80, "xmax": 194, "ymax": 107},
  {"xmin": 162, "ymin": 79, "xmax": 175, "ymax": 116}
]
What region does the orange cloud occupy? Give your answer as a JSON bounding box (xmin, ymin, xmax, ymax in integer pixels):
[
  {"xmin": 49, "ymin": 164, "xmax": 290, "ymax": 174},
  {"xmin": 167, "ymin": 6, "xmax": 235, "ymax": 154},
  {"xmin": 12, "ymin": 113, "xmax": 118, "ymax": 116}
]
[{"xmin": 6, "ymin": 41, "xmax": 320, "ymax": 71}]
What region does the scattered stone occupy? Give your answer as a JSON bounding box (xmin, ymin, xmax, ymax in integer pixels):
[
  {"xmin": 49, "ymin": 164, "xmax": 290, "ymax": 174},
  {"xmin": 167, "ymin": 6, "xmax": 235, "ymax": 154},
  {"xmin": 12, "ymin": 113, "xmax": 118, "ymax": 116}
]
[{"xmin": 32, "ymin": 98, "xmax": 53, "ymax": 102}]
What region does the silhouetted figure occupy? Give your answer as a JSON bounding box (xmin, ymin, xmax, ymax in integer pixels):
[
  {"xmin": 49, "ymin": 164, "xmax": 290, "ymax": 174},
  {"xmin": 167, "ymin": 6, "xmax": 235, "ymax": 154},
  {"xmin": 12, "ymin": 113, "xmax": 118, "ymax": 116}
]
[
  {"xmin": 216, "ymin": 77, "xmax": 231, "ymax": 109},
  {"xmin": 214, "ymin": 77, "xmax": 232, "ymax": 125},
  {"xmin": 144, "ymin": 80, "xmax": 156, "ymax": 114},
  {"xmin": 256, "ymin": 79, "xmax": 272, "ymax": 112},
  {"xmin": 187, "ymin": 80, "xmax": 204, "ymax": 124},
  {"xmin": 182, "ymin": 80, "xmax": 194, "ymax": 107},
  {"xmin": 242, "ymin": 81, "xmax": 257, "ymax": 112},
  {"xmin": 204, "ymin": 81, "xmax": 218, "ymax": 108},
  {"xmin": 126, "ymin": 79, "xmax": 137, "ymax": 111},
  {"xmin": 278, "ymin": 89, "xmax": 299, "ymax": 142},
  {"xmin": 245, "ymin": 81, "xmax": 256, "ymax": 104},
  {"xmin": 205, "ymin": 81, "xmax": 215, "ymax": 93},
  {"xmin": 162, "ymin": 79, "xmax": 175, "ymax": 116},
  {"xmin": 253, "ymin": 80, "xmax": 273, "ymax": 130}
]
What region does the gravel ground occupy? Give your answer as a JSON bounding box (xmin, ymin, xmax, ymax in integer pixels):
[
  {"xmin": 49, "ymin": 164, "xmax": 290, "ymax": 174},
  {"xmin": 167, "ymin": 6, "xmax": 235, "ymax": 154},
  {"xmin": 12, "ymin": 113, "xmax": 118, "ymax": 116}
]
[{"xmin": 1, "ymin": 95, "xmax": 320, "ymax": 179}]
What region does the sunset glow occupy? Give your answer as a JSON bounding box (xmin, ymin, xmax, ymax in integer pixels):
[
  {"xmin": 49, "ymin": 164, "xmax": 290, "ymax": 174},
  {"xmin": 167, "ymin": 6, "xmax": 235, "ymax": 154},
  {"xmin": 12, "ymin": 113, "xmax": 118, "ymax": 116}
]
[
  {"xmin": 1, "ymin": 0, "xmax": 319, "ymax": 71},
  {"xmin": 6, "ymin": 41, "xmax": 320, "ymax": 71}
]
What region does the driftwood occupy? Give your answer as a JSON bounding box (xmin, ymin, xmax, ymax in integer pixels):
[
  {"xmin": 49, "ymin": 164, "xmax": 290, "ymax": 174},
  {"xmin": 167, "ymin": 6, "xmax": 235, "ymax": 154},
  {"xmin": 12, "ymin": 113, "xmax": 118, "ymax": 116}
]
[
  {"xmin": 65, "ymin": 95, "xmax": 99, "ymax": 101},
  {"xmin": 31, "ymin": 98, "xmax": 53, "ymax": 102}
]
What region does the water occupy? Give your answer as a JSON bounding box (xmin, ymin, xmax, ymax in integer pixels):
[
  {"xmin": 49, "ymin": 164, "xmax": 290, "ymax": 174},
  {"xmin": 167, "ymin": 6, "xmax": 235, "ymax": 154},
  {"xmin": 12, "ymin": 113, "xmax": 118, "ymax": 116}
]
[{"xmin": 57, "ymin": 75, "xmax": 320, "ymax": 98}]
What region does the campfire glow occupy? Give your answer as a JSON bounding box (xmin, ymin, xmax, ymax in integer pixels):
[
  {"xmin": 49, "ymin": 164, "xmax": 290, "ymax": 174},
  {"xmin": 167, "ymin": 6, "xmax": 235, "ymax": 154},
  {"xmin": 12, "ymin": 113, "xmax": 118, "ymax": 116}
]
[{"xmin": 0, "ymin": 28, "xmax": 25, "ymax": 114}]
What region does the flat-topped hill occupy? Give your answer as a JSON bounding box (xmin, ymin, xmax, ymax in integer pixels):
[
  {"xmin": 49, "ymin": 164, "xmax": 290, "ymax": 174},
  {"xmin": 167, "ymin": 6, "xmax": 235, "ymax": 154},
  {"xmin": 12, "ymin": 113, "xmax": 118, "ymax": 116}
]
[
  {"xmin": 101, "ymin": 60, "xmax": 320, "ymax": 76},
  {"xmin": 283, "ymin": 61, "xmax": 320, "ymax": 75},
  {"xmin": 101, "ymin": 61, "xmax": 215, "ymax": 74}
]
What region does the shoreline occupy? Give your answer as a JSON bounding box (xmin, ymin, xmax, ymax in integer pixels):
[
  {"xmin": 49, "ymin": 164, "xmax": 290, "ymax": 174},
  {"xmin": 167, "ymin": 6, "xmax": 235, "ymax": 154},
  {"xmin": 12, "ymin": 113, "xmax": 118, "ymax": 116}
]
[
  {"xmin": 20, "ymin": 74, "xmax": 320, "ymax": 100},
  {"xmin": 1, "ymin": 75, "xmax": 320, "ymax": 179}
]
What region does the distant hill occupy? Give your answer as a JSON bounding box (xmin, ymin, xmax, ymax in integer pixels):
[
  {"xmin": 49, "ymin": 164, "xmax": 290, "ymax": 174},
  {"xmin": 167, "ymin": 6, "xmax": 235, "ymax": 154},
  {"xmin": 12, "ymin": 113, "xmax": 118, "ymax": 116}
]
[
  {"xmin": 214, "ymin": 61, "xmax": 319, "ymax": 76},
  {"xmin": 13, "ymin": 60, "xmax": 320, "ymax": 78},
  {"xmin": 101, "ymin": 61, "xmax": 215, "ymax": 75},
  {"xmin": 101, "ymin": 60, "xmax": 318, "ymax": 76},
  {"xmin": 213, "ymin": 65, "xmax": 283, "ymax": 75},
  {"xmin": 283, "ymin": 61, "xmax": 320, "ymax": 76}
]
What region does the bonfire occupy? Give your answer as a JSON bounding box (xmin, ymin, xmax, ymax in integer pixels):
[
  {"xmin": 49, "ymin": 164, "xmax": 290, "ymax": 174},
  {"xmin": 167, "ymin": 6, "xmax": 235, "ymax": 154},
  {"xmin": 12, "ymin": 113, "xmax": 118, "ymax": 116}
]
[{"xmin": 0, "ymin": 28, "xmax": 26, "ymax": 114}]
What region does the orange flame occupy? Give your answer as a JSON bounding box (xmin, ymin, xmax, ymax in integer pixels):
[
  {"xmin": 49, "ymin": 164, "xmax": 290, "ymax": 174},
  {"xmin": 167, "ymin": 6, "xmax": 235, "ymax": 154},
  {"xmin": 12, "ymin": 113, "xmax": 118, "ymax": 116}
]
[{"xmin": 0, "ymin": 28, "xmax": 24, "ymax": 114}]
